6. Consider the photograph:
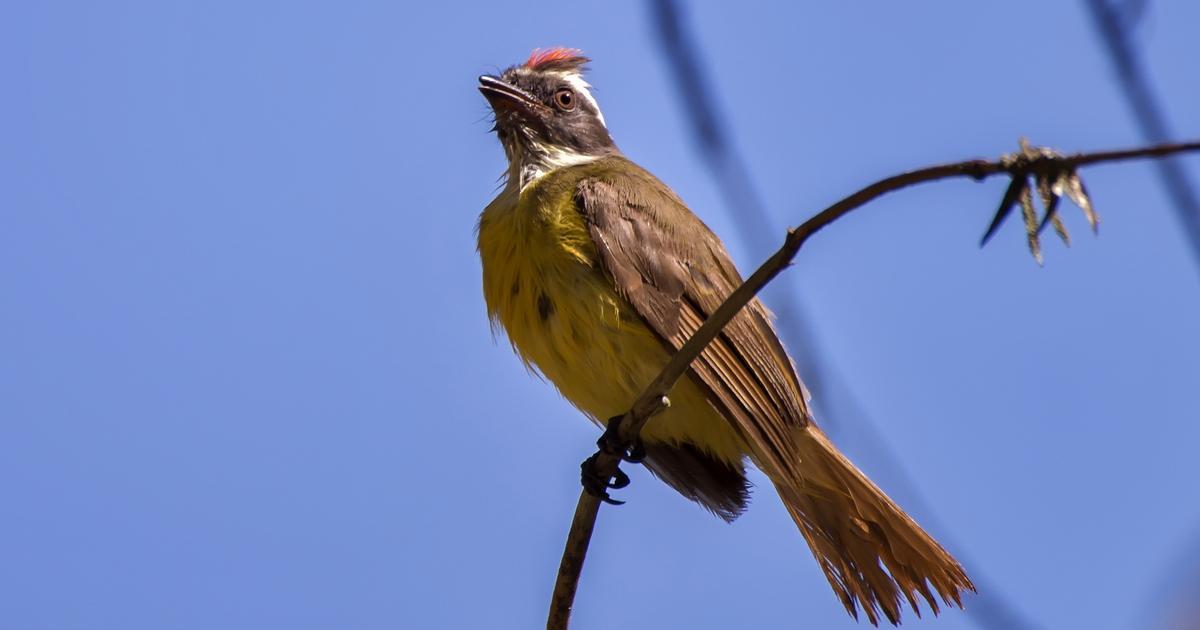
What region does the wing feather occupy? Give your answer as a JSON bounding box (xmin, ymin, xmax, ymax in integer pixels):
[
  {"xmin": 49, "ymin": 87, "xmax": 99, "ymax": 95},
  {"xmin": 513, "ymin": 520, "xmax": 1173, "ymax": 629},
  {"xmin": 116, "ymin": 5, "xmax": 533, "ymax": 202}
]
[{"xmin": 575, "ymin": 157, "xmax": 810, "ymax": 476}]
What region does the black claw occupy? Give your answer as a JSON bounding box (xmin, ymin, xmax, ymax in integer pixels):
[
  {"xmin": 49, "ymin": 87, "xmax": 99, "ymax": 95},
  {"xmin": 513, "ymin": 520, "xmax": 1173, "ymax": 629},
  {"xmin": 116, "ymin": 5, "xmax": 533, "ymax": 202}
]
[
  {"xmin": 580, "ymin": 453, "xmax": 626, "ymax": 505},
  {"xmin": 609, "ymin": 467, "xmax": 631, "ymax": 489},
  {"xmin": 581, "ymin": 415, "xmax": 648, "ymax": 504}
]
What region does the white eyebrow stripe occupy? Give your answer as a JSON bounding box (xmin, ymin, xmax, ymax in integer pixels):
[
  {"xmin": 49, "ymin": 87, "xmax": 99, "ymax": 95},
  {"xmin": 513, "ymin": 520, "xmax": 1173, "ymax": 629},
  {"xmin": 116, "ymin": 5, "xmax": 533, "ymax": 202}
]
[{"xmin": 561, "ymin": 72, "xmax": 606, "ymax": 128}]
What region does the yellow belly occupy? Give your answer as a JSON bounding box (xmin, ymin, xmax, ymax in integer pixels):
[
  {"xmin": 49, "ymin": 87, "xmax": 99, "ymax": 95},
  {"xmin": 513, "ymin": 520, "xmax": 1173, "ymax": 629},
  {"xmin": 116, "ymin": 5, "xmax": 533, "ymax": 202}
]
[{"xmin": 478, "ymin": 172, "xmax": 746, "ymax": 465}]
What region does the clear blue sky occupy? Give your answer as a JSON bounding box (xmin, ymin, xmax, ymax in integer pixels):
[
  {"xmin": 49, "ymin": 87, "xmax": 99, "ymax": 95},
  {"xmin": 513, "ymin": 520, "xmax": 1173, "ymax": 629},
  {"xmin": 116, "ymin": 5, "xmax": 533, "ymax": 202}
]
[{"xmin": 3, "ymin": 3, "xmax": 1199, "ymax": 629}]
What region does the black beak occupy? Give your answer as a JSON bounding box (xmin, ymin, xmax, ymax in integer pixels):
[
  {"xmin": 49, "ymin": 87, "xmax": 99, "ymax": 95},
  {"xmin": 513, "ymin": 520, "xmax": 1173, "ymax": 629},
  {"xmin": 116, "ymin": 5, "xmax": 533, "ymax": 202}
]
[{"xmin": 478, "ymin": 75, "xmax": 544, "ymax": 119}]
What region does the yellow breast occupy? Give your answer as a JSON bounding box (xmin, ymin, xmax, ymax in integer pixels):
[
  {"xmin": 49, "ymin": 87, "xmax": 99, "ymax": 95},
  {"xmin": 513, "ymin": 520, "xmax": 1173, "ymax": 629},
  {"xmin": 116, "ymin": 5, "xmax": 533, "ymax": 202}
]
[{"xmin": 476, "ymin": 167, "xmax": 745, "ymax": 464}]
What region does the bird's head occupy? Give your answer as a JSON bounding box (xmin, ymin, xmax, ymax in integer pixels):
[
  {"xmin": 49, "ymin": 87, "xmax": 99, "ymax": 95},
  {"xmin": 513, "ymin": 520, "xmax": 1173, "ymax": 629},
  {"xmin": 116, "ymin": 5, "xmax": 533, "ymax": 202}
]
[{"xmin": 479, "ymin": 48, "xmax": 616, "ymax": 186}]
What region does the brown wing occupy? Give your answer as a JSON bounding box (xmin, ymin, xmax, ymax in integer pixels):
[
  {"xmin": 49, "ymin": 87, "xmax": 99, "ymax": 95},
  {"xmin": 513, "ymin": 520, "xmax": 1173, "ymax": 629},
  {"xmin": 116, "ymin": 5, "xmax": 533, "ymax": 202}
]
[
  {"xmin": 575, "ymin": 156, "xmax": 810, "ymax": 478},
  {"xmin": 578, "ymin": 158, "xmax": 975, "ymax": 622}
]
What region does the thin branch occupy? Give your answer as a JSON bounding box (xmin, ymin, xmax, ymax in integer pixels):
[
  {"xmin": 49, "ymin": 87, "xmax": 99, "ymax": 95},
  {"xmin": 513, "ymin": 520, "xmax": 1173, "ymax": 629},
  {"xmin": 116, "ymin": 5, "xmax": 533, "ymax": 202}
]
[{"xmin": 546, "ymin": 139, "xmax": 1200, "ymax": 630}]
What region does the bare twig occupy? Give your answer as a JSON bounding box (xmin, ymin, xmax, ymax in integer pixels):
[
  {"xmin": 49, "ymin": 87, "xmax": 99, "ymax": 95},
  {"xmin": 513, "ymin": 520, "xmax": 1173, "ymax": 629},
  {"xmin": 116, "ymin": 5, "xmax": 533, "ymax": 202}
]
[{"xmin": 546, "ymin": 139, "xmax": 1200, "ymax": 630}]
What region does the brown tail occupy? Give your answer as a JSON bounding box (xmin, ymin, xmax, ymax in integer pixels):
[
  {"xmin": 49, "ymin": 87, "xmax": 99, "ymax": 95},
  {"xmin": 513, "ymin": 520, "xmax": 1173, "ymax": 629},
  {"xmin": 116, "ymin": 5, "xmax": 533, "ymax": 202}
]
[{"xmin": 771, "ymin": 426, "xmax": 975, "ymax": 625}]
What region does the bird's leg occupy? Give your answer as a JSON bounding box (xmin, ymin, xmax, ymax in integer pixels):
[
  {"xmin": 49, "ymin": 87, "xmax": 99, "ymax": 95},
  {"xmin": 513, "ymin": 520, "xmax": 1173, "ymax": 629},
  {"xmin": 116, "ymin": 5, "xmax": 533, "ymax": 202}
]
[{"xmin": 596, "ymin": 414, "xmax": 646, "ymax": 463}]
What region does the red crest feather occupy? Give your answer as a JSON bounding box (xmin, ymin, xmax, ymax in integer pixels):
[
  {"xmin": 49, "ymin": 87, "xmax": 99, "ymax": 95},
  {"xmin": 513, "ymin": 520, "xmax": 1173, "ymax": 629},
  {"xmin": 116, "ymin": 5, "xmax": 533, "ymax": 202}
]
[{"xmin": 525, "ymin": 47, "xmax": 588, "ymax": 71}]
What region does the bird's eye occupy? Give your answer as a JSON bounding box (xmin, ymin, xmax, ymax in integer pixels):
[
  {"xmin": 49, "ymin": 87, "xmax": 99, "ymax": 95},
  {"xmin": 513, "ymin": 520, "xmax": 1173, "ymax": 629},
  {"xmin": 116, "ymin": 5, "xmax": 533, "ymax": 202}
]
[{"xmin": 554, "ymin": 88, "xmax": 575, "ymax": 111}]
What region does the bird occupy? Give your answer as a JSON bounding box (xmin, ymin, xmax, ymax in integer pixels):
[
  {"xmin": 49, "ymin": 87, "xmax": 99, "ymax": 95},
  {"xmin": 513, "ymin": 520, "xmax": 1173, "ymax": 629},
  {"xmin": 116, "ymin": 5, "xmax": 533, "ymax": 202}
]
[{"xmin": 475, "ymin": 47, "xmax": 975, "ymax": 625}]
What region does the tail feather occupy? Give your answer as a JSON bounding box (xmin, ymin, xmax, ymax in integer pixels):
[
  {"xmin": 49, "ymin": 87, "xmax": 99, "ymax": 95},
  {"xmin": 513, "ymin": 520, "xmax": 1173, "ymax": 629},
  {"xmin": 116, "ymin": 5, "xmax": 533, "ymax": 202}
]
[{"xmin": 772, "ymin": 426, "xmax": 974, "ymax": 625}]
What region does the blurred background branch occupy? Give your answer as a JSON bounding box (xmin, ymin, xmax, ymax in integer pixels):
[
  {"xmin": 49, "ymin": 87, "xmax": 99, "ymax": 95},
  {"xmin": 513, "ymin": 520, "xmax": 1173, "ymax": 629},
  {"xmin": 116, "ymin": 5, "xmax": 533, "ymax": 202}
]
[
  {"xmin": 645, "ymin": 1, "xmax": 1044, "ymax": 628},
  {"xmin": 644, "ymin": 0, "xmax": 837, "ymax": 429},
  {"xmin": 1152, "ymin": 524, "xmax": 1200, "ymax": 629},
  {"xmin": 1084, "ymin": 4, "xmax": 1200, "ymax": 628},
  {"xmin": 1085, "ymin": 0, "xmax": 1200, "ymax": 275}
]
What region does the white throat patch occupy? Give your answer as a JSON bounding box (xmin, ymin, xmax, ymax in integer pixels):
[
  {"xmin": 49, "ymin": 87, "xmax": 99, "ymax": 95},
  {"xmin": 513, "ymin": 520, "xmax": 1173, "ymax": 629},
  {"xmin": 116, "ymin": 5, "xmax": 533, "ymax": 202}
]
[{"xmin": 510, "ymin": 143, "xmax": 599, "ymax": 192}]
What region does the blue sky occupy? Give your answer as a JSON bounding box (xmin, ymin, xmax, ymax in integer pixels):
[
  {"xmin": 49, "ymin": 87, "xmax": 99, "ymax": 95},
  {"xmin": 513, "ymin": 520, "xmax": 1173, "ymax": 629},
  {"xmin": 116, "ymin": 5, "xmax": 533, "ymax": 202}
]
[{"xmin": 3, "ymin": 2, "xmax": 1199, "ymax": 629}]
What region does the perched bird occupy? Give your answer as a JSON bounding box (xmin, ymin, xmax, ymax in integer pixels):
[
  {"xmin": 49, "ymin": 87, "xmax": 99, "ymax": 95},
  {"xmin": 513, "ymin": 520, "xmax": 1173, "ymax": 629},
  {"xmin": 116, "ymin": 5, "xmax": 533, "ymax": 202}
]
[{"xmin": 476, "ymin": 48, "xmax": 974, "ymax": 624}]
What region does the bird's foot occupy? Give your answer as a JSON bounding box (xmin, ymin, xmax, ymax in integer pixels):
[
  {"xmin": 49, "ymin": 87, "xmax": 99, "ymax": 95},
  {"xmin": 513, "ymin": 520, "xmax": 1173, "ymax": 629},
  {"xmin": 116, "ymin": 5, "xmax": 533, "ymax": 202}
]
[
  {"xmin": 596, "ymin": 414, "xmax": 646, "ymax": 464},
  {"xmin": 580, "ymin": 453, "xmax": 629, "ymax": 505},
  {"xmin": 579, "ymin": 415, "xmax": 646, "ymax": 505}
]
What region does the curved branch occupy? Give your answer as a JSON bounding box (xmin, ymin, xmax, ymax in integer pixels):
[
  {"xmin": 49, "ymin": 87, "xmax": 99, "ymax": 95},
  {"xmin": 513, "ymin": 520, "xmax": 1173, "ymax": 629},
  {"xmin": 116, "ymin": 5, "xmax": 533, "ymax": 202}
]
[{"xmin": 546, "ymin": 139, "xmax": 1200, "ymax": 630}]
